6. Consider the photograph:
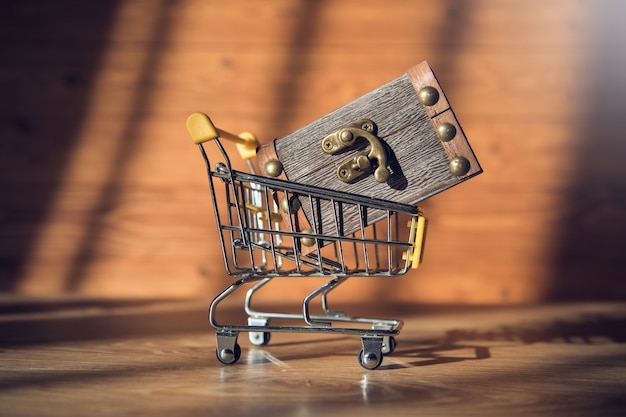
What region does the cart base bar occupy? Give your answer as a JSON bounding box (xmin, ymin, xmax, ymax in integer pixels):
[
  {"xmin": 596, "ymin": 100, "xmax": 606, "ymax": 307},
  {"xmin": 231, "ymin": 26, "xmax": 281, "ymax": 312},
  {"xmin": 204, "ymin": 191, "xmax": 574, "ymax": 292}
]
[{"xmin": 214, "ymin": 329, "xmax": 396, "ymax": 370}]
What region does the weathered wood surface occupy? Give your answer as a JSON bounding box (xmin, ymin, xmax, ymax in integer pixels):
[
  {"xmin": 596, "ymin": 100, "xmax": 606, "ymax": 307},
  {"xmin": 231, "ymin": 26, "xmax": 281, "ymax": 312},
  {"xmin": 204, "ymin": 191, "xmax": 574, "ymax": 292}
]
[
  {"xmin": 268, "ymin": 72, "xmax": 456, "ymax": 203},
  {"xmin": 1, "ymin": 300, "xmax": 625, "ymax": 417},
  {"xmin": 257, "ymin": 63, "xmax": 481, "ymax": 237},
  {"xmin": 1, "ymin": 0, "xmax": 625, "ymax": 303}
]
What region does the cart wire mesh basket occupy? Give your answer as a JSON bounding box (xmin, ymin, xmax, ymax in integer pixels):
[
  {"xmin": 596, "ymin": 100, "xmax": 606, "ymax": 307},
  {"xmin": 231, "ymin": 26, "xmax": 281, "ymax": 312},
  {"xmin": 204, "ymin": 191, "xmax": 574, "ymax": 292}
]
[{"xmin": 186, "ymin": 112, "xmax": 427, "ymax": 370}]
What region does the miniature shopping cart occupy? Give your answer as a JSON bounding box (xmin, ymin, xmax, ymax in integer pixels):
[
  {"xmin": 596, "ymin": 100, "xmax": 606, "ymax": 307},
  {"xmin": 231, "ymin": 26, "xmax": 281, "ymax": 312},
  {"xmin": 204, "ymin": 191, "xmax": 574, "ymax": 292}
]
[{"xmin": 186, "ymin": 113, "xmax": 427, "ymax": 370}]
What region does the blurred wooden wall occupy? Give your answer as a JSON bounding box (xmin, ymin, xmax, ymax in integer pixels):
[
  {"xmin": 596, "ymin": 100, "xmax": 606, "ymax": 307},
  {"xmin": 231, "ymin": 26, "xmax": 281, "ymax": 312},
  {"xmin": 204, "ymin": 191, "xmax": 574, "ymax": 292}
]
[{"xmin": 1, "ymin": 0, "xmax": 625, "ymax": 304}]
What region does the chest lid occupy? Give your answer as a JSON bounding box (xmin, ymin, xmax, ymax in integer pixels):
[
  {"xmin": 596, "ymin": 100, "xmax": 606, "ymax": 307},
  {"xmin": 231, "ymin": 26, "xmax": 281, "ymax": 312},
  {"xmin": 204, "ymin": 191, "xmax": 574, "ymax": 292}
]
[
  {"xmin": 259, "ymin": 62, "xmax": 480, "ymax": 202},
  {"xmin": 257, "ymin": 61, "xmax": 482, "ymax": 239}
]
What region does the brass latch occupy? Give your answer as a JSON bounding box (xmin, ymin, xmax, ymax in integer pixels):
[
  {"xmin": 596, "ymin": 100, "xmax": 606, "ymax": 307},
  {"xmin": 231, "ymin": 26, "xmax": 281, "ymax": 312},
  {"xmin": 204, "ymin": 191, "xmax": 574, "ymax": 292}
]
[{"xmin": 321, "ymin": 119, "xmax": 390, "ymax": 184}]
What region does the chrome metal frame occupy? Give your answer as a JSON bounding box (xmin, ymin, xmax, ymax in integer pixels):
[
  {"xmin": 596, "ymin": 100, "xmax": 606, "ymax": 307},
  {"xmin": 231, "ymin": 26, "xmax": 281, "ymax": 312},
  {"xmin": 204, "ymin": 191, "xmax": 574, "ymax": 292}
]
[{"xmin": 198, "ymin": 138, "xmax": 422, "ymax": 369}]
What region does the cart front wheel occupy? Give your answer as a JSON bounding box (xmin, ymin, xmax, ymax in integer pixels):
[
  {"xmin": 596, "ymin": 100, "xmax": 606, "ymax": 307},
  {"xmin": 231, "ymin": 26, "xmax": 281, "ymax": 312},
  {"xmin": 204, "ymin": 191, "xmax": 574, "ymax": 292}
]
[
  {"xmin": 358, "ymin": 348, "xmax": 382, "ymax": 370},
  {"xmin": 216, "ymin": 343, "xmax": 241, "ymax": 365}
]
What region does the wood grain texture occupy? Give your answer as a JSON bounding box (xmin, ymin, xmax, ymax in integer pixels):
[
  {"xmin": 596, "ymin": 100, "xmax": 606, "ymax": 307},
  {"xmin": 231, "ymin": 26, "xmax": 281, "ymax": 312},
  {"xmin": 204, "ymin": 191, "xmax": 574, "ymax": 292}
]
[
  {"xmin": 273, "ymin": 72, "xmax": 456, "ymax": 203},
  {"xmin": 1, "ymin": 300, "xmax": 625, "ymax": 417},
  {"xmin": 1, "ymin": 0, "xmax": 625, "ymax": 303},
  {"xmin": 263, "ymin": 66, "xmax": 480, "ymax": 237}
]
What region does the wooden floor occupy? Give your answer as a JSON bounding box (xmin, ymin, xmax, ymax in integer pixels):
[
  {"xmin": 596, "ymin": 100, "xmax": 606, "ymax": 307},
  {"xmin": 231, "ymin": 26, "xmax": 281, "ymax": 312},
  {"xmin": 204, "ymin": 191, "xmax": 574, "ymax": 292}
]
[{"xmin": 1, "ymin": 299, "xmax": 625, "ymax": 416}]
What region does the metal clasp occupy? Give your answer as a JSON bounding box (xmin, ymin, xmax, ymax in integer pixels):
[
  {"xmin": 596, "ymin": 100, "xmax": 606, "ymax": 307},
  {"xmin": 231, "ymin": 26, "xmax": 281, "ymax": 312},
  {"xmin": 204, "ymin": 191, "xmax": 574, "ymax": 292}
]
[{"xmin": 321, "ymin": 119, "xmax": 390, "ymax": 184}]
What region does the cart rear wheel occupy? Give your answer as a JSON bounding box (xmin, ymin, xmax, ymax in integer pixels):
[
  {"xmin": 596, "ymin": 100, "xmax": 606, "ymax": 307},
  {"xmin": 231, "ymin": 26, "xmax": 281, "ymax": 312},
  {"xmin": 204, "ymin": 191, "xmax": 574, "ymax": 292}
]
[
  {"xmin": 382, "ymin": 336, "xmax": 397, "ymax": 355},
  {"xmin": 249, "ymin": 331, "xmax": 271, "ymax": 346},
  {"xmin": 216, "ymin": 343, "xmax": 241, "ymax": 365},
  {"xmin": 358, "ymin": 348, "xmax": 382, "ymax": 370}
]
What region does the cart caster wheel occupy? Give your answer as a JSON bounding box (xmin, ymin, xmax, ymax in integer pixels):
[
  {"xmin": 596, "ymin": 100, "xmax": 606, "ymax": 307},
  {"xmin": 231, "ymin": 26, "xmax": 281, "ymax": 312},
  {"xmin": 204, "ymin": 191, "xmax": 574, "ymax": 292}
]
[
  {"xmin": 358, "ymin": 348, "xmax": 382, "ymax": 370},
  {"xmin": 216, "ymin": 343, "xmax": 241, "ymax": 365},
  {"xmin": 216, "ymin": 332, "xmax": 241, "ymax": 365},
  {"xmin": 248, "ymin": 317, "xmax": 271, "ymax": 346},
  {"xmin": 382, "ymin": 336, "xmax": 397, "ymax": 355},
  {"xmin": 249, "ymin": 331, "xmax": 271, "ymax": 346}
]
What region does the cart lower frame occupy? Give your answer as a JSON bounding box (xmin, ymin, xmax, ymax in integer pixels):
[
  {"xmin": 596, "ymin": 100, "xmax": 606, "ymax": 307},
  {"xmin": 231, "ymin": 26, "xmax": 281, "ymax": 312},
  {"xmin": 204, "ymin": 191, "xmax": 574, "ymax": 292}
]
[{"xmin": 198, "ymin": 137, "xmax": 426, "ymax": 370}]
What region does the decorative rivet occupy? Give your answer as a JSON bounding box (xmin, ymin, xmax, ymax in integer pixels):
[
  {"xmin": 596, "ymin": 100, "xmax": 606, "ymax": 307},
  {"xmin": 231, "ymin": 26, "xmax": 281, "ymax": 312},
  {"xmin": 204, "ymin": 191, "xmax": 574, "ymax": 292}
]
[
  {"xmin": 264, "ymin": 160, "xmax": 283, "ymax": 177},
  {"xmin": 280, "ymin": 196, "xmax": 300, "ymax": 213},
  {"xmin": 300, "ymin": 228, "xmax": 316, "ymax": 247},
  {"xmin": 280, "ymin": 198, "xmax": 289, "ymax": 213},
  {"xmin": 340, "ymin": 130, "xmax": 353, "ymax": 143},
  {"xmin": 418, "ymin": 86, "xmax": 439, "ymax": 106},
  {"xmin": 449, "ymin": 156, "xmax": 470, "ymax": 176},
  {"xmin": 436, "ymin": 123, "xmax": 456, "ymax": 142}
]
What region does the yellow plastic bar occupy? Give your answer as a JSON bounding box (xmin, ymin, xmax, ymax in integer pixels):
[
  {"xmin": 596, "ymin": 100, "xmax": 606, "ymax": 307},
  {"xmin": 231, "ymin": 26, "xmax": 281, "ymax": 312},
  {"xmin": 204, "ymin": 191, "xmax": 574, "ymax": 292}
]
[
  {"xmin": 403, "ymin": 214, "xmax": 427, "ymax": 269},
  {"xmin": 185, "ymin": 112, "xmax": 259, "ymax": 160},
  {"xmin": 245, "ymin": 204, "xmax": 283, "ymax": 223}
]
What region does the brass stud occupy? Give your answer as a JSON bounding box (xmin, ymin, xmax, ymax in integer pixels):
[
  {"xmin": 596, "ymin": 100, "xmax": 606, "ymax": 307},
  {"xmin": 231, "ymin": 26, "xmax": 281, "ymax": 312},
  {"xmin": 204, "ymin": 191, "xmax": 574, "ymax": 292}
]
[
  {"xmin": 436, "ymin": 123, "xmax": 456, "ymax": 142},
  {"xmin": 449, "ymin": 156, "xmax": 470, "ymax": 177},
  {"xmin": 418, "ymin": 86, "xmax": 439, "ymax": 106},
  {"xmin": 340, "ymin": 130, "xmax": 353, "ymax": 143},
  {"xmin": 280, "ymin": 197, "xmax": 289, "ymax": 213},
  {"xmin": 300, "ymin": 228, "xmax": 316, "ymax": 247},
  {"xmin": 264, "ymin": 160, "xmax": 283, "ymax": 177},
  {"xmin": 280, "ymin": 196, "xmax": 300, "ymax": 213}
]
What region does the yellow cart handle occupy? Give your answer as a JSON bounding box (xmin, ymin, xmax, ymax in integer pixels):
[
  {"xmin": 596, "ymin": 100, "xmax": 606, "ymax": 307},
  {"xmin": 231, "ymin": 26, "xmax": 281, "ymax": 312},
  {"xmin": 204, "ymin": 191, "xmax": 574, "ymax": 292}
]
[
  {"xmin": 186, "ymin": 112, "xmax": 259, "ymax": 160},
  {"xmin": 403, "ymin": 214, "xmax": 428, "ymax": 269}
]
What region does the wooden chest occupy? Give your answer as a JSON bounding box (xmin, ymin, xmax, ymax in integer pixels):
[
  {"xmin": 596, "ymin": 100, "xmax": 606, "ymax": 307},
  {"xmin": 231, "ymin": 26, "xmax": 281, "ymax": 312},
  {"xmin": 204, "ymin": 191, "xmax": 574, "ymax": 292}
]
[{"xmin": 257, "ymin": 61, "xmax": 482, "ymax": 239}]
